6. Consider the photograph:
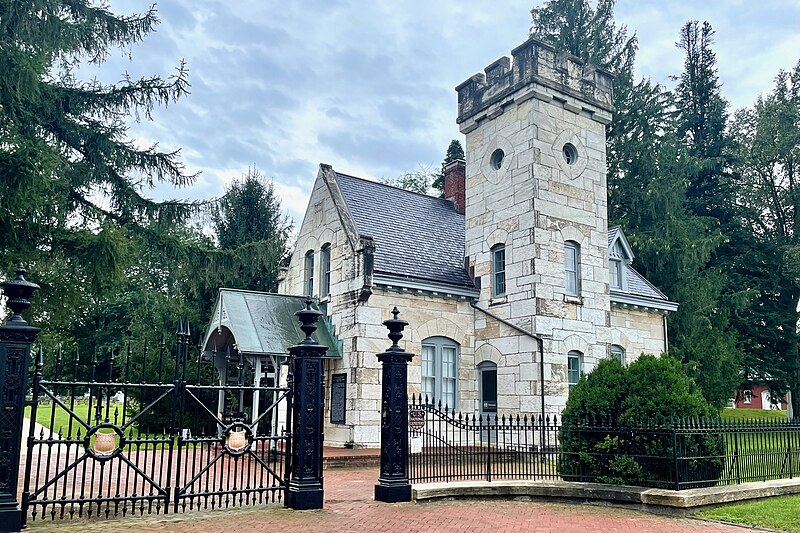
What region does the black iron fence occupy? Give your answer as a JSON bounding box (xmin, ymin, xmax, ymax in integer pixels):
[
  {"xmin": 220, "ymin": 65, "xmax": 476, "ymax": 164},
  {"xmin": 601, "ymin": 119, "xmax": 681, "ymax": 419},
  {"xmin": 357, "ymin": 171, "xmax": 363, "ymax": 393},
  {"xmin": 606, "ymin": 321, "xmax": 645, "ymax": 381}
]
[
  {"xmin": 408, "ymin": 395, "xmax": 800, "ymax": 490},
  {"xmin": 21, "ymin": 329, "xmax": 292, "ymax": 523}
]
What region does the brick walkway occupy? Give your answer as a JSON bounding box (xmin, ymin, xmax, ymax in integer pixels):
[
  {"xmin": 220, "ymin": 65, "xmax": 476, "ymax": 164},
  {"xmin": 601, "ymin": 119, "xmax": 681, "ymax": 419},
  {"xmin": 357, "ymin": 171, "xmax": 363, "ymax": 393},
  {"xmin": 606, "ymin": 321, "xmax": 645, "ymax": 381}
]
[{"xmin": 24, "ymin": 467, "xmax": 764, "ymax": 533}]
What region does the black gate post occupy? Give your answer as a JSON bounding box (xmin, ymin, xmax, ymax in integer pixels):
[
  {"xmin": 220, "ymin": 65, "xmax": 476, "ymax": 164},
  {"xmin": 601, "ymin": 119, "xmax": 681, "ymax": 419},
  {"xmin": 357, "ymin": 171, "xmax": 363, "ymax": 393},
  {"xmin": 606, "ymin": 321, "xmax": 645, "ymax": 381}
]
[
  {"xmin": 374, "ymin": 307, "xmax": 414, "ymax": 503},
  {"xmin": 0, "ymin": 266, "xmax": 40, "ymax": 532},
  {"xmin": 286, "ymin": 300, "xmax": 327, "ymax": 510}
]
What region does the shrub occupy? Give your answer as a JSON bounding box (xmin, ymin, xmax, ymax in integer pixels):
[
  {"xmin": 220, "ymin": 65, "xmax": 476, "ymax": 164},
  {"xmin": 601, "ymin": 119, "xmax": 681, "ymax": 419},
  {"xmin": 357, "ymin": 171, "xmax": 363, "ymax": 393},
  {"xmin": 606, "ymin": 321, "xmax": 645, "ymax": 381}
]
[{"xmin": 557, "ymin": 354, "xmax": 724, "ymax": 488}]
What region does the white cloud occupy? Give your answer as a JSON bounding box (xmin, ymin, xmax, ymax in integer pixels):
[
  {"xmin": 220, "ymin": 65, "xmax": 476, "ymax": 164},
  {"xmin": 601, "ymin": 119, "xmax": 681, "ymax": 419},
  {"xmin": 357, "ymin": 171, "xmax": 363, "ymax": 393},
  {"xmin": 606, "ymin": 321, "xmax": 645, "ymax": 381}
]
[{"xmin": 85, "ymin": 0, "xmax": 800, "ymax": 227}]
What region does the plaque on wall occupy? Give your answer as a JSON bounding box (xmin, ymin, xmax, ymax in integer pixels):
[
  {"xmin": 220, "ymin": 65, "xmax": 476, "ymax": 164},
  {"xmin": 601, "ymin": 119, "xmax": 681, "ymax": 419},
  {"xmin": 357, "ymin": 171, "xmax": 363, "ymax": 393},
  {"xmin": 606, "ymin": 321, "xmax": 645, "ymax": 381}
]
[{"xmin": 330, "ymin": 373, "xmax": 347, "ymax": 425}]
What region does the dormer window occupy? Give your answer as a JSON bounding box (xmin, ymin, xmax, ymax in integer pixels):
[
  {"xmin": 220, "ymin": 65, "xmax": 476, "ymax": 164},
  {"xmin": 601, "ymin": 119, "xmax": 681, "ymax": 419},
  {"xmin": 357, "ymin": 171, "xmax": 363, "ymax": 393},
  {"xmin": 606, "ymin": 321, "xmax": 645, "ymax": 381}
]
[
  {"xmin": 608, "ymin": 236, "xmax": 629, "ymax": 290},
  {"xmin": 610, "ymin": 259, "xmax": 622, "ymax": 289}
]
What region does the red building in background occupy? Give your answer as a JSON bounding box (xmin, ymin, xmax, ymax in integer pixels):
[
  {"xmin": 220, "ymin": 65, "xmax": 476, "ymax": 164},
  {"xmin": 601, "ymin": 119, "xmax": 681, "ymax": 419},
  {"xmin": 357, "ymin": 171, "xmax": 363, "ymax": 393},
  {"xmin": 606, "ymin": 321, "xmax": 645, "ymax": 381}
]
[{"xmin": 731, "ymin": 384, "xmax": 788, "ymax": 410}]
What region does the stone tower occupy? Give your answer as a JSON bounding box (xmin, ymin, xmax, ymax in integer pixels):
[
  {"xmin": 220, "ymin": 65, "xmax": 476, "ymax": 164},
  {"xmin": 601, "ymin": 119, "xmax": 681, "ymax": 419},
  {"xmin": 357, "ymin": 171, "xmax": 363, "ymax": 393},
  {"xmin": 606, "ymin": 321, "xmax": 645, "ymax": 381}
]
[{"xmin": 458, "ymin": 37, "xmax": 614, "ymax": 416}]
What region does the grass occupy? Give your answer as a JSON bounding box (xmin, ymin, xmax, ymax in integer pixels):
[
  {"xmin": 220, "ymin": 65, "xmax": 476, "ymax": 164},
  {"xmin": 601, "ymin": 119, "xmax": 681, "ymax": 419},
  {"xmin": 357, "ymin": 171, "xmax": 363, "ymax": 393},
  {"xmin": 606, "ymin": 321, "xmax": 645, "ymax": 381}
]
[
  {"xmin": 25, "ymin": 400, "xmax": 94, "ymax": 438},
  {"xmin": 697, "ymin": 495, "xmax": 800, "ymax": 532},
  {"xmin": 25, "ymin": 400, "xmax": 151, "ymax": 440},
  {"xmin": 721, "ymin": 408, "xmax": 788, "ymax": 421}
]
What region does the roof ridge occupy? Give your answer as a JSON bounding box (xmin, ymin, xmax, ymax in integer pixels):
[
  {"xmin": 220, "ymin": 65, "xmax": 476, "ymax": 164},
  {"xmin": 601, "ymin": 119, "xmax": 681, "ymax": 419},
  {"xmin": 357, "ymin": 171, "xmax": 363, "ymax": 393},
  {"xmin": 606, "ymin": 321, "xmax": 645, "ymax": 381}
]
[
  {"xmin": 218, "ymin": 288, "xmax": 307, "ymax": 299},
  {"xmin": 335, "ymin": 171, "xmax": 454, "ymax": 204}
]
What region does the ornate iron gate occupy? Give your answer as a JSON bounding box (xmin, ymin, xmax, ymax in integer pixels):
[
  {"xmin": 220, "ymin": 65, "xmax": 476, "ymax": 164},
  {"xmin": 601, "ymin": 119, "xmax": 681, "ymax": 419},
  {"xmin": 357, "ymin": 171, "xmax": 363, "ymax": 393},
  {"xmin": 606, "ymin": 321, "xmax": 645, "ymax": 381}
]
[{"xmin": 20, "ymin": 326, "xmax": 292, "ymax": 523}]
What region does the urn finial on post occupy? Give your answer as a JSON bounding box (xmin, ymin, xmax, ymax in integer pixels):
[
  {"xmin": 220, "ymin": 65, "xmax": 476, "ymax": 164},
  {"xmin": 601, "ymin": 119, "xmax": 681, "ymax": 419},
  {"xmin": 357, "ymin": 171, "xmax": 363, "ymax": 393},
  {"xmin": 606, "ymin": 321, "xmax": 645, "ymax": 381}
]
[
  {"xmin": 296, "ymin": 298, "xmax": 322, "ymax": 344},
  {"xmin": 2, "ymin": 265, "xmax": 40, "ymax": 324}
]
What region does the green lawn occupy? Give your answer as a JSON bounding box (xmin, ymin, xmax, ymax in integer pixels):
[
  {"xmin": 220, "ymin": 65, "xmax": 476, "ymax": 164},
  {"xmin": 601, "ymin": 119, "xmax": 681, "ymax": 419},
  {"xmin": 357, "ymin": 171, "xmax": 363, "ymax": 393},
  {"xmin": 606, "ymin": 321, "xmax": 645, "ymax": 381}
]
[
  {"xmin": 25, "ymin": 400, "xmax": 94, "ymax": 438},
  {"xmin": 722, "ymin": 408, "xmax": 788, "ymax": 421},
  {"xmin": 25, "ymin": 400, "xmax": 147, "ymax": 439},
  {"xmin": 698, "ymin": 495, "xmax": 800, "ymax": 531}
]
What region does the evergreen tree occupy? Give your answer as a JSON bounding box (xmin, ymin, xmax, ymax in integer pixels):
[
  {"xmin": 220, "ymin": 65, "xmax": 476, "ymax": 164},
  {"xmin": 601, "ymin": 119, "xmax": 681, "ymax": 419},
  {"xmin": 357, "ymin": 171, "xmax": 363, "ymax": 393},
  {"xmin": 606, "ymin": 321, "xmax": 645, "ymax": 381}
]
[
  {"xmin": 431, "ymin": 139, "xmax": 465, "ymax": 197},
  {"xmin": 673, "ymin": 21, "xmax": 732, "ymax": 221},
  {"xmin": 210, "ymin": 168, "xmax": 292, "ymax": 294},
  {"xmin": 530, "ymin": 0, "xmax": 637, "ymax": 73},
  {"xmin": 0, "ymin": 1, "xmax": 196, "ymax": 308},
  {"xmin": 728, "ymin": 61, "xmax": 800, "ymax": 413}
]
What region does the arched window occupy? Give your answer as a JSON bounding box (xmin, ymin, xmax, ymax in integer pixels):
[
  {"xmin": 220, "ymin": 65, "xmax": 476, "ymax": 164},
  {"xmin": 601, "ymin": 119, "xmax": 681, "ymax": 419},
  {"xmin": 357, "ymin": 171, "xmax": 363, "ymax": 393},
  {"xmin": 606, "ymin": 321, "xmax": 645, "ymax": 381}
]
[
  {"xmin": 320, "ymin": 243, "xmax": 331, "ymax": 296},
  {"xmin": 567, "ymin": 350, "xmax": 582, "ymax": 391},
  {"xmin": 421, "ymin": 336, "xmax": 459, "ymax": 410},
  {"xmin": 304, "ymin": 250, "xmax": 314, "ymax": 296},
  {"xmin": 491, "ymin": 244, "xmax": 506, "ymax": 297},
  {"xmin": 564, "ymin": 241, "xmax": 581, "ymax": 297},
  {"xmin": 610, "ymin": 344, "xmax": 625, "ymax": 365}
]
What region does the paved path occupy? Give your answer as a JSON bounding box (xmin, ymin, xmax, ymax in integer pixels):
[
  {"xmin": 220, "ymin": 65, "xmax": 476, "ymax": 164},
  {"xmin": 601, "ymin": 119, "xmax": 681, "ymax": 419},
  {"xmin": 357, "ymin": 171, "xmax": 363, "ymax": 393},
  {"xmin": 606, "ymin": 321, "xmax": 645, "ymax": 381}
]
[{"xmin": 24, "ymin": 467, "xmax": 766, "ymax": 533}]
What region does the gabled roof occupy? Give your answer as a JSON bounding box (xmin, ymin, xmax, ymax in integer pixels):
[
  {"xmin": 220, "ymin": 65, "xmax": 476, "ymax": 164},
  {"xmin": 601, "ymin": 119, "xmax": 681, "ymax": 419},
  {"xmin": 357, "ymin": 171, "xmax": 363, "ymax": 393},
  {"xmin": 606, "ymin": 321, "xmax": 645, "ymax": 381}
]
[
  {"xmin": 333, "ymin": 172, "xmax": 475, "ymax": 290},
  {"xmin": 201, "ymin": 289, "xmax": 342, "ymax": 358},
  {"xmin": 608, "ymin": 225, "xmax": 634, "ymax": 261},
  {"xmin": 608, "ymin": 227, "xmax": 677, "ymax": 312}
]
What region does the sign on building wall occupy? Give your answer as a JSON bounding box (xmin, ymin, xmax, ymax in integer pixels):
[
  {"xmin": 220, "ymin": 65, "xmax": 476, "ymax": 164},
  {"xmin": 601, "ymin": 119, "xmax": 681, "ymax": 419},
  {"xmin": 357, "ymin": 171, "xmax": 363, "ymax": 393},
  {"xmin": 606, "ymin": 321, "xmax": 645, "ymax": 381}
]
[{"xmin": 330, "ymin": 373, "xmax": 347, "ymax": 425}]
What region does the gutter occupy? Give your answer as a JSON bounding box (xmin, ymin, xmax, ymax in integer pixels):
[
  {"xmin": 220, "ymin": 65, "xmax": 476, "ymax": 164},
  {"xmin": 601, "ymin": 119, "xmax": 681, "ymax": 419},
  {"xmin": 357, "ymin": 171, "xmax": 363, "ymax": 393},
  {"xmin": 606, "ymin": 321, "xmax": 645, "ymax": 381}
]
[{"xmin": 469, "ymin": 301, "xmax": 546, "ymax": 420}]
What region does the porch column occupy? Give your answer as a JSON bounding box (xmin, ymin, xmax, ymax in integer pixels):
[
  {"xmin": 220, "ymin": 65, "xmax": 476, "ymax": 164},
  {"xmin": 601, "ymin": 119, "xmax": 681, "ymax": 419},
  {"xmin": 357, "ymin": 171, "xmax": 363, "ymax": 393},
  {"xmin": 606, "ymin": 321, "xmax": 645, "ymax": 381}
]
[
  {"xmin": 374, "ymin": 307, "xmax": 414, "ymax": 503},
  {"xmin": 0, "ymin": 266, "xmax": 40, "ymax": 532},
  {"xmin": 286, "ymin": 300, "xmax": 327, "ymax": 510}
]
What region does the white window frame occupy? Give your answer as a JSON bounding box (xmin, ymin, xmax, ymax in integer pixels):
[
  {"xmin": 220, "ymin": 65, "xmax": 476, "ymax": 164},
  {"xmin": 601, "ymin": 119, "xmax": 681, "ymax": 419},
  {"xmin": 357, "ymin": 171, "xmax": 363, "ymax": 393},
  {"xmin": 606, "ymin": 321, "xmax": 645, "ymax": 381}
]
[
  {"xmin": 491, "ymin": 244, "xmax": 506, "ymax": 297},
  {"xmin": 610, "ymin": 344, "xmax": 625, "ymax": 365},
  {"xmin": 320, "ymin": 243, "xmax": 331, "ymax": 296},
  {"xmin": 304, "ymin": 250, "xmax": 314, "ymax": 296},
  {"xmin": 565, "ymin": 241, "xmax": 581, "ymax": 297},
  {"xmin": 421, "ymin": 337, "xmax": 459, "ymax": 410},
  {"xmin": 567, "ymin": 350, "xmax": 582, "ymax": 391}
]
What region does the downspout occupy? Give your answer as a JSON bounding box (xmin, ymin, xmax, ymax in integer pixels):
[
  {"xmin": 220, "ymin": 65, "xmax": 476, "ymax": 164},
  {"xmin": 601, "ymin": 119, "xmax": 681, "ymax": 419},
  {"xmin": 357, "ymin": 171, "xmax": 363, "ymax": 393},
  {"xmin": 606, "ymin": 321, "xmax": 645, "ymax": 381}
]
[
  {"xmin": 470, "ymin": 301, "xmax": 546, "ymax": 419},
  {"xmin": 663, "ymin": 313, "xmax": 669, "ymax": 353}
]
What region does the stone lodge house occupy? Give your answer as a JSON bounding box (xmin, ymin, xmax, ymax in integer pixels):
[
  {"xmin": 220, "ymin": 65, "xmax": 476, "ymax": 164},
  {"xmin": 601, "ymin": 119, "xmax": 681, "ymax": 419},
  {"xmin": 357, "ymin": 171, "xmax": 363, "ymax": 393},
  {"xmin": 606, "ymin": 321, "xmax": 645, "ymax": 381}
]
[
  {"xmin": 271, "ymin": 37, "xmax": 678, "ymax": 448},
  {"xmin": 192, "ymin": 35, "xmax": 678, "ymax": 446}
]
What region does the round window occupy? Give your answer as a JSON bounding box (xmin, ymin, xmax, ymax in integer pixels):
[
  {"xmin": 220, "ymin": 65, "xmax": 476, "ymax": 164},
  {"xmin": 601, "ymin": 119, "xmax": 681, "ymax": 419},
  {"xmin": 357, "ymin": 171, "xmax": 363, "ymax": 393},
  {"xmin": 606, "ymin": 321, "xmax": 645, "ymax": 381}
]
[
  {"xmin": 562, "ymin": 143, "xmax": 578, "ymax": 166},
  {"xmin": 490, "ymin": 148, "xmax": 505, "ymax": 170}
]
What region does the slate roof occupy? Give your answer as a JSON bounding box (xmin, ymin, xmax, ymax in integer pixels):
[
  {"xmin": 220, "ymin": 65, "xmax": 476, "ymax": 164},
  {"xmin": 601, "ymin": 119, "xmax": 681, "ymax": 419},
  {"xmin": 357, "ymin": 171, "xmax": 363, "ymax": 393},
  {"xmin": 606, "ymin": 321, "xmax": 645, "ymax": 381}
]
[
  {"xmin": 607, "ymin": 227, "xmax": 670, "ymax": 304},
  {"xmin": 622, "ymin": 264, "xmax": 669, "ymax": 301},
  {"xmin": 334, "ymin": 173, "xmax": 475, "ymax": 289},
  {"xmin": 608, "ymin": 226, "xmax": 620, "ymax": 247}
]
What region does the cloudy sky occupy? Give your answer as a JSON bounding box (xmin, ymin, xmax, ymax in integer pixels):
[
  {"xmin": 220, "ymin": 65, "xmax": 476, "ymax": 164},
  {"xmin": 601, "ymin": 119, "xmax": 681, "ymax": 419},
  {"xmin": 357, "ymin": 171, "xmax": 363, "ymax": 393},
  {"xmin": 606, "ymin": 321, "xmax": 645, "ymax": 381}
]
[{"xmin": 86, "ymin": 0, "xmax": 800, "ymax": 226}]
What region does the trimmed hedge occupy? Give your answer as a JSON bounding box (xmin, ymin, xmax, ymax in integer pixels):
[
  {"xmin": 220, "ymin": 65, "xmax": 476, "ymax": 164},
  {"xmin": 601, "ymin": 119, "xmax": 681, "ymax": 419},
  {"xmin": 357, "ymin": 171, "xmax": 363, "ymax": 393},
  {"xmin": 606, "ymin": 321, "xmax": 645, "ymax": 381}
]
[{"xmin": 557, "ymin": 354, "xmax": 724, "ymax": 488}]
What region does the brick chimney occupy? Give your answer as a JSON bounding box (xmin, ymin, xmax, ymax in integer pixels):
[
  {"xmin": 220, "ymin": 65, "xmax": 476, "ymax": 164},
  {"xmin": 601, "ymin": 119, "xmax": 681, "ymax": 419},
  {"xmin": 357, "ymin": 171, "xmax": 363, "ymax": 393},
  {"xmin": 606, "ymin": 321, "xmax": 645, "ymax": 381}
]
[{"xmin": 443, "ymin": 159, "xmax": 466, "ymax": 214}]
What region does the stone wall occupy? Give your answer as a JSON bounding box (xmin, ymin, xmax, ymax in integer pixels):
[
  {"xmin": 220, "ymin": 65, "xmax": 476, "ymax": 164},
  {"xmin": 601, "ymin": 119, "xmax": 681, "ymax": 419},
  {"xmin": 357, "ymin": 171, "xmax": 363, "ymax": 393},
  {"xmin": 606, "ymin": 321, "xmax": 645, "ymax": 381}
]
[{"xmin": 610, "ymin": 306, "xmax": 667, "ymax": 361}]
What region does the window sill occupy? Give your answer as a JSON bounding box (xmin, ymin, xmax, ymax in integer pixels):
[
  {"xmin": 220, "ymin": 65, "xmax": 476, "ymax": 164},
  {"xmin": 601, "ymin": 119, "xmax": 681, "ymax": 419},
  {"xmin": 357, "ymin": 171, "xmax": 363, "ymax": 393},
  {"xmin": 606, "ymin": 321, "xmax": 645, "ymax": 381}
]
[
  {"xmin": 319, "ymin": 295, "xmax": 331, "ymax": 304},
  {"xmin": 489, "ymin": 296, "xmax": 507, "ymax": 306},
  {"xmin": 563, "ymin": 294, "xmax": 583, "ymax": 305}
]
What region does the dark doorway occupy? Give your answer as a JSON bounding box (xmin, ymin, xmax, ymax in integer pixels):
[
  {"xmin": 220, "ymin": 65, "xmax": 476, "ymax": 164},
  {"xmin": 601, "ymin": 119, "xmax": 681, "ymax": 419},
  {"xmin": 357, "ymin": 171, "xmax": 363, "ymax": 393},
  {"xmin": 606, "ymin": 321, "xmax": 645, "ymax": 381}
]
[{"xmin": 478, "ymin": 361, "xmax": 497, "ymax": 442}]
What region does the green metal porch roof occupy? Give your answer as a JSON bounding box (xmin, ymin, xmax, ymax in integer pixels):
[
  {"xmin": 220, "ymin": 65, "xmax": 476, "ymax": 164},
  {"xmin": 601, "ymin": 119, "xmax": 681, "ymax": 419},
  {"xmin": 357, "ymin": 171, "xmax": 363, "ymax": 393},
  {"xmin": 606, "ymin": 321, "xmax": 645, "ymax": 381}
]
[{"xmin": 201, "ymin": 289, "xmax": 342, "ymax": 358}]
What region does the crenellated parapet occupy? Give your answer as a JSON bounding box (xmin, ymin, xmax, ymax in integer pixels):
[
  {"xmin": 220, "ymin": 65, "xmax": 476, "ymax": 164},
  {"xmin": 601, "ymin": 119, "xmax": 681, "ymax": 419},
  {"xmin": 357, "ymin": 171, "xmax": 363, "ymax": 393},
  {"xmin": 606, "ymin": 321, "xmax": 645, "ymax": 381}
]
[{"xmin": 455, "ymin": 37, "xmax": 614, "ymax": 129}]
